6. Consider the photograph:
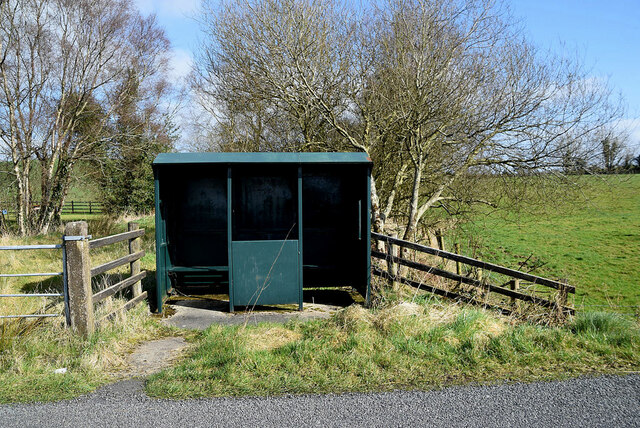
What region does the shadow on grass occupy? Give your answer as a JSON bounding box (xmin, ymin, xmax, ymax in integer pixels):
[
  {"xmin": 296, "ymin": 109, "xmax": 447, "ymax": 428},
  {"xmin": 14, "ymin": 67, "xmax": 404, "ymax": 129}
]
[
  {"xmin": 19, "ymin": 269, "xmax": 161, "ymax": 312},
  {"xmin": 167, "ymin": 282, "xmax": 358, "ymax": 314},
  {"xmin": 20, "ymin": 269, "xmax": 358, "ymax": 316}
]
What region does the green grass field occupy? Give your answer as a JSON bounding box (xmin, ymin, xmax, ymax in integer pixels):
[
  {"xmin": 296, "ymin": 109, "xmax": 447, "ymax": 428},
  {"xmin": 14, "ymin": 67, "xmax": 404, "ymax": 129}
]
[{"xmin": 453, "ymin": 175, "xmax": 639, "ymax": 312}]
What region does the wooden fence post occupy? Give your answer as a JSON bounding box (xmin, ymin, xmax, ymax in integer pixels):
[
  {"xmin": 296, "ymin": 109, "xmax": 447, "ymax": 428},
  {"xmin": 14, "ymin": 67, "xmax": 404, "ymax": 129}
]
[
  {"xmin": 385, "ymin": 233, "xmax": 399, "ymax": 289},
  {"xmin": 65, "ymin": 221, "xmax": 94, "ymax": 335},
  {"xmin": 510, "ymin": 279, "xmax": 520, "ymax": 312},
  {"xmin": 435, "ymin": 229, "xmax": 445, "ymax": 268},
  {"xmin": 556, "ymin": 278, "xmax": 569, "ymax": 322},
  {"xmin": 476, "ymin": 268, "xmax": 489, "ymax": 302},
  {"xmin": 128, "ymin": 222, "xmax": 142, "ymax": 297}
]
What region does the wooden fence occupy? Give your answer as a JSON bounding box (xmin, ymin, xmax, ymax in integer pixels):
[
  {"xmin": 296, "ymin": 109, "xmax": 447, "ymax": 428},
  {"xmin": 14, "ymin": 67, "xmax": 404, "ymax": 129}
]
[
  {"xmin": 371, "ymin": 232, "xmax": 575, "ymax": 320},
  {"xmin": 0, "ymin": 200, "xmax": 104, "ymax": 216},
  {"xmin": 65, "ymin": 221, "xmax": 146, "ymax": 335},
  {"xmin": 62, "ymin": 200, "xmax": 103, "ymax": 214}
]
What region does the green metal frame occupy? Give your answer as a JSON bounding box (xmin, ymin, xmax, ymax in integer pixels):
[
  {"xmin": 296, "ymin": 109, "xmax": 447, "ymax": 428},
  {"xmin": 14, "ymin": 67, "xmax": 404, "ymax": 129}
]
[
  {"xmin": 297, "ymin": 166, "xmax": 304, "ymax": 310},
  {"xmin": 154, "ymin": 152, "xmax": 371, "ymax": 165},
  {"xmin": 365, "ymin": 166, "xmax": 372, "ymax": 305},
  {"xmin": 227, "ymin": 167, "xmax": 234, "ymax": 312},
  {"xmin": 154, "ymin": 169, "xmax": 168, "ymax": 312}
]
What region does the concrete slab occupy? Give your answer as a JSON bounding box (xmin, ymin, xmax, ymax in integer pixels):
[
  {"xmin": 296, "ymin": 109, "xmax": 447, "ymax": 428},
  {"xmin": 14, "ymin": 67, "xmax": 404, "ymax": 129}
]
[{"xmin": 163, "ymin": 298, "xmax": 342, "ymax": 330}]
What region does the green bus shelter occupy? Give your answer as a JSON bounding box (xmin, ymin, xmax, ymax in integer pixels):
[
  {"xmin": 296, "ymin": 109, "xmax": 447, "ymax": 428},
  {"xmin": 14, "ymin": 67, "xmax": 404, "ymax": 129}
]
[{"xmin": 153, "ymin": 152, "xmax": 372, "ymax": 312}]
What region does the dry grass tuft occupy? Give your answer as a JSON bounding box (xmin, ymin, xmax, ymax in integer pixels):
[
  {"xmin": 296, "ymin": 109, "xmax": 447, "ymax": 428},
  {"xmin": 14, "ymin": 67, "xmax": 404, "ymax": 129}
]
[
  {"xmin": 374, "ymin": 302, "xmax": 424, "ymax": 332},
  {"xmin": 334, "ymin": 305, "xmax": 374, "ymax": 330},
  {"xmin": 242, "ymin": 326, "xmax": 302, "ymax": 352},
  {"xmin": 334, "ymin": 300, "xmax": 511, "ymax": 343},
  {"xmin": 81, "ymin": 334, "xmax": 128, "ymax": 372},
  {"xmin": 472, "ymin": 316, "xmax": 507, "ymax": 345},
  {"xmin": 425, "ymin": 304, "xmax": 461, "ymax": 325}
]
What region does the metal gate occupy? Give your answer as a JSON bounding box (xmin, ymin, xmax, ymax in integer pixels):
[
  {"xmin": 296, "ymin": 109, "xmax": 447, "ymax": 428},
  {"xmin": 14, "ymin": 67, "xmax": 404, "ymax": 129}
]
[{"xmin": 0, "ymin": 241, "xmax": 70, "ymax": 324}]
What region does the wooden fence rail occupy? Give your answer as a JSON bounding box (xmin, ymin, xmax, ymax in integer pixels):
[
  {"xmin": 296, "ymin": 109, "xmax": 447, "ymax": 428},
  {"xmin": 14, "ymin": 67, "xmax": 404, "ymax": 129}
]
[
  {"xmin": 371, "ymin": 232, "xmax": 574, "ymax": 318},
  {"xmin": 373, "ymin": 266, "xmax": 512, "ymax": 315},
  {"xmin": 65, "ymin": 221, "xmax": 147, "ymax": 335},
  {"xmin": 372, "ymin": 232, "xmax": 575, "ymax": 294},
  {"xmin": 62, "ymin": 201, "xmax": 103, "ymax": 214}
]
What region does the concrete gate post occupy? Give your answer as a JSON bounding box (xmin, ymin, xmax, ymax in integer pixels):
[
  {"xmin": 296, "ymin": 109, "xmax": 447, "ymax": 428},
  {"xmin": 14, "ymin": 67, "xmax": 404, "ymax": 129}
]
[{"xmin": 64, "ymin": 221, "xmax": 94, "ymax": 335}]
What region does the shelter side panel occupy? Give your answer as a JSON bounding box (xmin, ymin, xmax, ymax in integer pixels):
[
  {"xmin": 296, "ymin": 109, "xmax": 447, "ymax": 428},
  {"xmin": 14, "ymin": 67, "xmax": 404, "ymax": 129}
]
[
  {"xmin": 160, "ymin": 165, "xmax": 228, "ymax": 268},
  {"xmin": 302, "ymin": 165, "xmax": 367, "ymax": 287},
  {"xmin": 231, "ymin": 240, "xmax": 300, "ymax": 306}
]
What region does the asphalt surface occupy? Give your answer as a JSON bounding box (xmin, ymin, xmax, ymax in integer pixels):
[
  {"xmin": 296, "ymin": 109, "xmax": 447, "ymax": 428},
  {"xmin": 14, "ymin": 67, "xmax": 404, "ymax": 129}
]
[{"xmin": 1, "ymin": 374, "xmax": 638, "ymax": 427}]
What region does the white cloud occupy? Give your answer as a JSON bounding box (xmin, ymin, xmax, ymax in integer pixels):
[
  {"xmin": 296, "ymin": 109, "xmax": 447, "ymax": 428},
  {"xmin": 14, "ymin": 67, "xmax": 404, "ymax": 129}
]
[
  {"xmin": 613, "ymin": 117, "xmax": 640, "ymax": 153},
  {"xmin": 169, "ymin": 48, "xmax": 194, "ymax": 81},
  {"xmin": 134, "ymin": 0, "xmax": 200, "ymax": 17}
]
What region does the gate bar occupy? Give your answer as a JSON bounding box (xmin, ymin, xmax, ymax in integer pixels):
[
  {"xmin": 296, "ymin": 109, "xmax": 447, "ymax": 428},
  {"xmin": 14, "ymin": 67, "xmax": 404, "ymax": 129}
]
[
  {"xmin": 0, "ymin": 244, "xmax": 62, "ymax": 250},
  {"xmin": 0, "ymin": 272, "xmax": 62, "ymax": 278},
  {"xmin": 0, "ymin": 293, "xmax": 64, "ymax": 297},
  {"xmin": 0, "ymin": 314, "xmax": 61, "ymax": 319}
]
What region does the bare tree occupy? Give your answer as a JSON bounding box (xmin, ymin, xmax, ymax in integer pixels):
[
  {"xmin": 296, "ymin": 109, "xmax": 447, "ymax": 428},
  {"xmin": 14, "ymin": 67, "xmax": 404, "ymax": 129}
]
[
  {"xmin": 192, "ymin": 0, "xmax": 344, "ymax": 151},
  {"xmin": 192, "ymin": 0, "xmax": 624, "ymax": 239},
  {"xmin": 370, "ymin": 0, "xmax": 623, "ymax": 239},
  {"xmin": 0, "ymin": 0, "xmax": 173, "ymax": 234},
  {"xmin": 193, "ymin": 0, "xmax": 394, "ymax": 230}
]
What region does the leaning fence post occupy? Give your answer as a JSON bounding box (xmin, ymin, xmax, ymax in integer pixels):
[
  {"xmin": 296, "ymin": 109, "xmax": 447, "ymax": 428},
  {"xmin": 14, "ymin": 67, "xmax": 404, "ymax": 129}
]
[
  {"xmin": 65, "ymin": 221, "xmax": 94, "ymax": 335},
  {"xmin": 476, "ymin": 268, "xmax": 489, "ymax": 302},
  {"xmin": 128, "ymin": 222, "xmax": 142, "ymax": 297},
  {"xmin": 386, "ymin": 233, "xmax": 399, "ymax": 289},
  {"xmin": 556, "ymin": 278, "xmax": 569, "ymax": 322}
]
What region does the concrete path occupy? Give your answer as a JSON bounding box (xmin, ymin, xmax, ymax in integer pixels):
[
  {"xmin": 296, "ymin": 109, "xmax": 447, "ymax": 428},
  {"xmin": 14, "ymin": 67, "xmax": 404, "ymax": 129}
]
[
  {"xmin": 1, "ymin": 374, "xmax": 638, "ymax": 427},
  {"xmin": 126, "ymin": 337, "xmax": 188, "ymax": 376}
]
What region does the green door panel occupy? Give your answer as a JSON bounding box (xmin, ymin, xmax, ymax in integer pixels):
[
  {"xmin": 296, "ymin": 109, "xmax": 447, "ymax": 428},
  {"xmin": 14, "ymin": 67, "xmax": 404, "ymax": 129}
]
[{"xmin": 231, "ymin": 240, "xmax": 300, "ymax": 307}]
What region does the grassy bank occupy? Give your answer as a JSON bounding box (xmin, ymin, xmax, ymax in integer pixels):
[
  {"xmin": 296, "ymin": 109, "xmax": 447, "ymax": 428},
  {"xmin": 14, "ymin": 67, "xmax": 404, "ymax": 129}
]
[
  {"xmin": 0, "ymin": 214, "xmax": 169, "ymax": 403},
  {"xmin": 146, "ymin": 302, "xmax": 640, "ymax": 399},
  {"xmin": 0, "ymin": 303, "xmax": 167, "ymax": 403}
]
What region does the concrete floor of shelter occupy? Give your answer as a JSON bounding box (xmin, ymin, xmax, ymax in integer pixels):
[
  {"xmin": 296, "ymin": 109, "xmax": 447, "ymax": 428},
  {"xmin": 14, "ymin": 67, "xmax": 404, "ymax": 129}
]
[{"xmin": 162, "ymin": 287, "xmax": 362, "ymax": 329}]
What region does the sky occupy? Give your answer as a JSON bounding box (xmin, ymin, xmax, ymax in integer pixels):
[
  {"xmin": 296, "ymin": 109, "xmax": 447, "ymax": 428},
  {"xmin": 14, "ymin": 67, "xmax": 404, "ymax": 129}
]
[
  {"xmin": 134, "ymin": 0, "xmax": 640, "ymax": 153},
  {"xmin": 510, "ymin": 0, "xmax": 640, "ymax": 151}
]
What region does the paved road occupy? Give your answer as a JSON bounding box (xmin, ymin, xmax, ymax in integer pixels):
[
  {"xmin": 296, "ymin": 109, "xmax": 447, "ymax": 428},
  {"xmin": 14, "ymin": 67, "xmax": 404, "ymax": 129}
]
[{"xmin": 1, "ymin": 374, "xmax": 639, "ymax": 427}]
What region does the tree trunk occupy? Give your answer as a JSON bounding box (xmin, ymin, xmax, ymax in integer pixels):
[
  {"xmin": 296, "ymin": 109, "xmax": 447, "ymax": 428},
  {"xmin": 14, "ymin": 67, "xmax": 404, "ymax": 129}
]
[
  {"xmin": 13, "ymin": 162, "xmax": 32, "ymax": 235},
  {"xmin": 381, "ymin": 162, "xmax": 407, "ymax": 231},
  {"xmin": 38, "ymin": 158, "xmax": 73, "ymax": 234},
  {"xmin": 370, "ymin": 175, "xmax": 383, "ymax": 233},
  {"xmin": 403, "ymin": 156, "xmax": 423, "ymax": 241}
]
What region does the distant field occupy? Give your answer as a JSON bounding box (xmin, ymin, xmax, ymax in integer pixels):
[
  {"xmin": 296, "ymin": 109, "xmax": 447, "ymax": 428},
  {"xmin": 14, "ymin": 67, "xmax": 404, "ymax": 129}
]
[
  {"xmin": 454, "ymin": 175, "xmax": 639, "ymax": 312},
  {"xmin": 0, "ymin": 160, "xmax": 101, "ymax": 218}
]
